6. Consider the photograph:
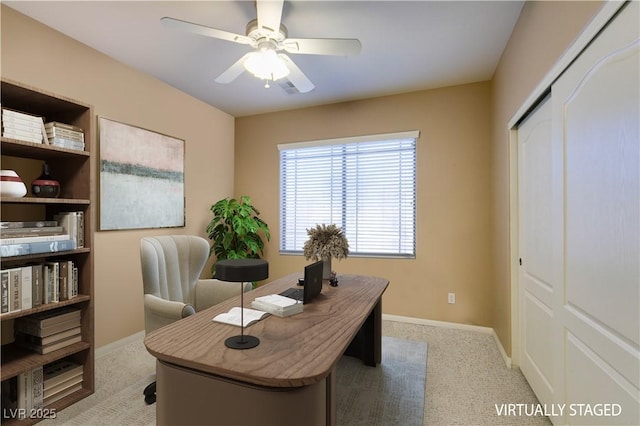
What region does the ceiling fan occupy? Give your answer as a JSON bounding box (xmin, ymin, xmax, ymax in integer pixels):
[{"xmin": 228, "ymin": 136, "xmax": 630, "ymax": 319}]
[{"xmin": 161, "ymin": 0, "xmax": 361, "ymax": 93}]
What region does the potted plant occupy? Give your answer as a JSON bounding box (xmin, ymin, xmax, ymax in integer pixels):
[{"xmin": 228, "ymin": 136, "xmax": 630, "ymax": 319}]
[
  {"xmin": 206, "ymin": 195, "xmax": 270, "ymax": 276},
  {"xmin": 303, "ymin": 224, "xmax": 349, "ymax": 279}
]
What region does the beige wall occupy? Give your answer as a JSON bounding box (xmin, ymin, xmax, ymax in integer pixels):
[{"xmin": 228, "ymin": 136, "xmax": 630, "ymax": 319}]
[
  {"xmin": 490, "ymin": 1, "xmax": 604, "ymax": 355},
  {"xmin": 236, "ymin": 83, "xmax": 494, "ymax": 326},
  {"xmin": 1, "ymin": 6, "xmax": 235, "ymax": 348}
]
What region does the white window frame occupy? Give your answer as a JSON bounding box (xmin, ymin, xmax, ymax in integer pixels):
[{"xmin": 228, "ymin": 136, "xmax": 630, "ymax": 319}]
[{"xmin": 278, "ymin": 130, "xmax": 419, "ymax": 258}]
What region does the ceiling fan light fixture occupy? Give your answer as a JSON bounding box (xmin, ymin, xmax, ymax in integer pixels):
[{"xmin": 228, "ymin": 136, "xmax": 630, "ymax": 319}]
[{"xmin": 243, "ymin": 49, "xmax": 290, "ymax": 86}]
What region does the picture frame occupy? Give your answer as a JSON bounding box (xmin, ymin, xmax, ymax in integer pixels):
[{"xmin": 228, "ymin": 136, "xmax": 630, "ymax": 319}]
[{"xmin": 98, "ymin": 116, "xmax": 185, "ymax": 230}]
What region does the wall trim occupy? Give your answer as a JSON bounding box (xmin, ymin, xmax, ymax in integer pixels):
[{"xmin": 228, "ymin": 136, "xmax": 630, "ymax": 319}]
[
  {"xmin": 95, "ymin": 330, "xmax": 145, "ymax": 359},
  {"xmin": 382, "ymin": 314, "xmax": 512, "ymax": 367}
]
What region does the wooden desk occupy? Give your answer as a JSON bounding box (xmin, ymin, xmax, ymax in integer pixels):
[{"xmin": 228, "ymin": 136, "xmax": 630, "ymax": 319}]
[{"xmin": 144, "ymin": 273, "xmax": 388, "ymax": 426}]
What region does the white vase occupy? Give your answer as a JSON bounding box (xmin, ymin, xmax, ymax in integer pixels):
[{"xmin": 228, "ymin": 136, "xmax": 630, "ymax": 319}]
[
  {"xmin": 0, "ymin": 170, "xmax": 27, "ymax": 198},
  {"xmin": 322, "ymin": 257, "xmax": 332, "ymax": 280}
]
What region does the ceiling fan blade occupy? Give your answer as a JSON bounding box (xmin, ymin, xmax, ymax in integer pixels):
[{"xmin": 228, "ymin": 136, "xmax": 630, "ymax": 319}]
[
  {"xmin": 214, "ymin": 53, "xmax": 253, "ymax": 84},
  {"xmin": 279, "ymin": 55, "xmax": 314, "ymax": 93},
  {"xmin": 161, "ymin": 17, "xmax": 252, "ymax": 45},
  {"xmin": 283, "ymin": 38, "xmax": 362, "ymax": 56},
  {"xmin": 256, "ymin": 0, "xmax": 284, "ymax": 33}
]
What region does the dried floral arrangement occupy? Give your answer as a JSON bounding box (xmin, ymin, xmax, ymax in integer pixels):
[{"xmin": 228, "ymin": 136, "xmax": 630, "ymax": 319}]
[{"xmin": 303, "ymin": 224, "xmax": 349, "ymax": 261}]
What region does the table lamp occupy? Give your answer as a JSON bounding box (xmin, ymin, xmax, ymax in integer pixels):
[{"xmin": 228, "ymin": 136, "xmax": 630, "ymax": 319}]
[{"xmin": 215, "ymin": 258, "xmax": 268, "ymax": 349}]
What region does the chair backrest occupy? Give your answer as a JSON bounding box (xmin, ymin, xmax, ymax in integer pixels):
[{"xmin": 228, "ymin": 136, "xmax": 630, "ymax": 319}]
[{"xmin": 140, "ymin": 235, "xmax": 210, "ymax": 305}]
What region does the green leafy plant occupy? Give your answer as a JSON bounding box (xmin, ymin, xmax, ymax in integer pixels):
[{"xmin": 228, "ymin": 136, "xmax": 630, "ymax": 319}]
[{"xmin": 206, "ymin": 196, "xmax": 270, "ymax": 275}]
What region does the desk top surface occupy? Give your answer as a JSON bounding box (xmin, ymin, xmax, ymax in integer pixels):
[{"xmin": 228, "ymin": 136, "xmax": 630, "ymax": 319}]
[{"xmin": 144, "ymin": 273, "xmax": 388, "ymax": 388}]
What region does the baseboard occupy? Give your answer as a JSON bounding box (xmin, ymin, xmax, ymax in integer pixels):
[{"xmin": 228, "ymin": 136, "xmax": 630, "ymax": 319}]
[
  {"xmin": 382, "ymin": 314, "xmax": 512, "ymax": 368},
  {"xmin": 491, "ymin": 329, "xmax": 512, "ymax": 368},
  {"xmin": 95, "ymin": 330, "xmax": 145, "ymax": 359}
]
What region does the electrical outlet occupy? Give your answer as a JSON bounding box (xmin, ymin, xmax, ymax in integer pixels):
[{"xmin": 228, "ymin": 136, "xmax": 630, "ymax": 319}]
[{"xmin": 448, "ymin": 293, "xmax": 456, "ymax": 304}]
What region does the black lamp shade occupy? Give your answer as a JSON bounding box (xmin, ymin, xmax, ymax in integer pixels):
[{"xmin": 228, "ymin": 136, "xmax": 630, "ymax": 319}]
[{"xmin": 215, "ymin": 259, "xmax": 268, "ymax": 282}]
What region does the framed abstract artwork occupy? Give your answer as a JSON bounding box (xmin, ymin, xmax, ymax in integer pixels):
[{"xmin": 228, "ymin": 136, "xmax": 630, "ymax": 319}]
[{"xmin": 98, "ymin": 117, "xmax": 185, "ymax": 230}]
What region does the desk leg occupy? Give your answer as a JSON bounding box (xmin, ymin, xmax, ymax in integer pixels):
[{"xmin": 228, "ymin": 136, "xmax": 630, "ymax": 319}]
[{"xmin": 344, "ymin": 299, "xmax": 382, "ymax": 366}]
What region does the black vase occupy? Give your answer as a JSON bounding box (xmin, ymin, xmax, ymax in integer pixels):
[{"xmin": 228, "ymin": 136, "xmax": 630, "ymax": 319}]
[{"xmin": 31, "ymin": 163, "xmax": 60, "ymax": 198}]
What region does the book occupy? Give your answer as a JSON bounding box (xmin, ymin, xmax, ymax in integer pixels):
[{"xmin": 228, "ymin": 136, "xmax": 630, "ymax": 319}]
[
  {"xmin": 212, "ymin": 307, "xmax": 269, "ymax": 327},
  {"xmin": 44, "ymin": 373, "xmax": 82, "ymax": 399},
  {"xmin": 2, "ymin": 111, "xmax": 43, "ymax": 129},
  {"xmin": 17, "ymin": 326, "xmax": 81, "ymax": 346},
  {"xmin": 58, "ymin": 261, "xmax": 69, "ymax": 301},
  {"xmin": 0, "ymin": 239, "xmax": 76, "ymax": 257},
  {"xmin": 43, "ymin": 360, "xmax": 83, "ymax": 388},
  {"xmin": 2, "ymin": 108, "xmax": 43, "ymax": 123},
  {"xmin": 20, "ymin": 266, "xmax": 32, "ymax": 310},
  {"xmin": 43, "ymin": 382, "xmax": 82, "ymax": 406},
  {"xmin": 31, "ymin": 366, "xmax": 44, "ymax": 411},
  {"xmin": 17, "ymin": 370, "xmax": 31, "ymax": 411},
  {"xmin": 250, "ymin": 294, "xmax": 303, "ymax": 318},
  {"xmin": 43, "ymin": 262, "xmax": 60, "ymax": 304},
  {"xmin": 0, "ymin": 221, "xmax": 58, "ymax": 229},
  {"xmin": 44, "ymin": 121, "xmax": 84, "ymax": 133},
  {"xmin": 0, "ymin": 234, "xmax": 70, "ymax": 245},
  {"xmin": 15, "ymin": 317, "xmax": 80, "ymax": 338},
  {"xmin": 45, "ymin": 127, "xmax": 84, "ymax": 142},
  {"xmin": 31, "ymin": 264, "xmax": 43, "ymax": 308},
  {"xmin": 1, "ymin": 270, "xmax": 9, "ymax": 313},
  {"xmin": 0, "ymin": 226, "xmax": 64, "ymax": 237},
  {"xmin": 17, "ymin": 306, "xmax": 80, "ymax": 327},
  {"xmin": 17, "ymin": 333, "xmax": 81, "ymax": 354},
  {"xmin": 9, "ymin": 268, "xmax": 21, "ymax": 312},
  {"xmin": 49, "ymin": 137, "xmax": 85, "ymax": 151},
  {"xmin": 54, "ymin": 212, "xmax": 83, "ymax": 249}
]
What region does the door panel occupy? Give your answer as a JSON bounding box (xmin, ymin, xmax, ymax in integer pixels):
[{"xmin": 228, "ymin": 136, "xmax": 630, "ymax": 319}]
[
  {"xmin": 551, "ymin": 2, "xmax": 639, "ymax": 424},
  {"xmin": 518, "ymin": 95, "xmax": 556, "ymax": 411}
]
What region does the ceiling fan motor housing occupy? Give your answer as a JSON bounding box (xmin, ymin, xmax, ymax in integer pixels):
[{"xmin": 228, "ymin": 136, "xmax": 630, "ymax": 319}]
[{"xmin": 246, "ymin": 18, "xmax": 288, "ymax": 47}]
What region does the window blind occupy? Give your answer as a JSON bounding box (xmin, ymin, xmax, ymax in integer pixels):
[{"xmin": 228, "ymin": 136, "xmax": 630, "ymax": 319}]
[{"xmin": 279, "ymin": 131, "xmax": 418, "ymax": 257}]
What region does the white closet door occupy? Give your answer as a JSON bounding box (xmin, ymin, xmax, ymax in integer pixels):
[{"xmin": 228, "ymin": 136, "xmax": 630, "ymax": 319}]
[
  {"xmin": 551, "ymin": 2, "xmax": 639, "ymax": 424},
  {"xmin": 517, "ymin": 96, "xmax": 558, "ymax": 416}
]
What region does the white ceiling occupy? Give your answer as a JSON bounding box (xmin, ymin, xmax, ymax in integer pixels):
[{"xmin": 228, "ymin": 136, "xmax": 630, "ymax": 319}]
[{"xmin": 5, "ymin": 1, "xmax": 524, "ymax": 117}]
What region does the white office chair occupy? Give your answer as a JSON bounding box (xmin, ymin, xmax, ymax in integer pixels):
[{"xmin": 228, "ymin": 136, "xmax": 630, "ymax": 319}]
[{"xmin": 140, "ymin": 235, "xmax": 251, "ymax": 404}]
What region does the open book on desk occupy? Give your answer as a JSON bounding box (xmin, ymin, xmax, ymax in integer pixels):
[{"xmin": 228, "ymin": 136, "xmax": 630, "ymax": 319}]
[{"xmin": 212, "ymin": 307, "xmax": 269, "ymax": 327}]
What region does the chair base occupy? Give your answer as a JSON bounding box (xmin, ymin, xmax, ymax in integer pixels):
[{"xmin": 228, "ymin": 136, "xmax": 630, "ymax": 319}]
[{"xmin": 143, "ymin": 381, "xmax": 156, "ymax": 405}]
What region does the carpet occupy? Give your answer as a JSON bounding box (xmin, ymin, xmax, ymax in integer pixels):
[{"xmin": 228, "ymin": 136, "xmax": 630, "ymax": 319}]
[
  {"xmin": 336, "ymin": 336, "xmax": 428, "ymax": 425},
  {"xmin": 44, "ymin": 336, "xmax": 427, "ymax": 426}
]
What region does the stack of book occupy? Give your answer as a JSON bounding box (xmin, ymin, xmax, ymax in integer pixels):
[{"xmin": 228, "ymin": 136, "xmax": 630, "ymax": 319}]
[
  {"xmin": 53, "ymin": 212, "xmax": 84, "ymax": 249},
  {"xmin": 1, "ymin": 108, "xmax": 45, "ymax": 144},
  {"xmin": 0, "ymin": 219, "xmax": 80, "ymax": 257},
  {"xmin": 43, "ymin": 360, "xmax": 83, "ymax": 406},
  {"xmin": 15, "ymin": 307, "xmax": 82, "ymax": 354},
  {"xmin": 251, "ymin": 294, "xmax": 303, "ymax": 317},
  {"xmin": 44, "ymin": 121, "xmax": 85, "ymax": 151}
]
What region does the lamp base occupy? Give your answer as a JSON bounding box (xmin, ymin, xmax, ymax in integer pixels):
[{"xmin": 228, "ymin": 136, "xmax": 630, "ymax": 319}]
[{"xmin": 225, "ymin": 335, "xmax": 260, "ymax": 350}]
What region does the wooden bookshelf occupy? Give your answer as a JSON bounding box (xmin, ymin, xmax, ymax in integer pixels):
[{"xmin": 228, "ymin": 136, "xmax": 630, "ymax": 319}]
[{"xmin": 1, "ymin": 78, "xmax": 95, "ymax": 424}]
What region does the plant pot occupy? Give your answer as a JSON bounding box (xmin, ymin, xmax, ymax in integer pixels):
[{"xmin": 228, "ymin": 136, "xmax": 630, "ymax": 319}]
[
  {"xmin": 0, "ymin": 170, "xmax": 27, "ymax": 198},
  {"xmin": 322, "ymin": 257, "xmax": 332, "ymax": 280}
]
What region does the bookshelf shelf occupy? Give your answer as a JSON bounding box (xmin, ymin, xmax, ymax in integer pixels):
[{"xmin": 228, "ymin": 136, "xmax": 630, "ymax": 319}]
[
  {"xmin": 0, "ymin": 295, "xmax": 91, "ymax": 321},
  {"xmin": 0, "ymin": 197, "xmax": 91, "ymax": 205},
  {"xmin": 1, "ymin": 78, "xmax": 95, "ymax": 423},
  {"xmin": 0, "ymin": 341, "xmax": 91, "ymax": 380},
  {"xmin": 0, "ymin": 138, "xmax": 90, "ymax": 160}
]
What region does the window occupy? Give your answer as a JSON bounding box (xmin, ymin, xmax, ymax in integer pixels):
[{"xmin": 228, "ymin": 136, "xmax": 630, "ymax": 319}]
[{"xmin": 279, "ymin": 131, "xmax": 418, "ymax": 257}]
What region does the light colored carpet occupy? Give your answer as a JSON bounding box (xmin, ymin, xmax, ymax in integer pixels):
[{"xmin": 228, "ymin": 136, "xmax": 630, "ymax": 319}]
[
  {"xmin": 43, "ymin": 334, "xmax": 427, "ymax": 426},
  {"xmin": 336, "ymin": 336, "xmax": 427, "ymax": 425}
]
